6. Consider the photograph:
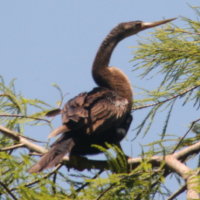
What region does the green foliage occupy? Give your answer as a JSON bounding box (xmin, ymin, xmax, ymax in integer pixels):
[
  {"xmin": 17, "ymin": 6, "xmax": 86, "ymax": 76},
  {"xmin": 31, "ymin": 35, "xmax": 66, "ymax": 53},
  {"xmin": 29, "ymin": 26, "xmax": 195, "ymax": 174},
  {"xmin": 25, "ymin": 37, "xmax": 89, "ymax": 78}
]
[
  {"xmin": 132, "ymin": 9, "xmax": 200, "ymax": 139},
  {"xmin": 75, "ymin": 157, "xmax": 166, "ymax": 200},
  {"xmin": 132, "ymin": 18, "xmax": 200, "ymax": 92},
  {"xmin": 93, "ymin": 143, "xmax": 128, "ymax": 173},
  {"xmin": 0, "ymin": 78, "xmax": 69, "ymax": 199},
  {"xmin": 0, "ymin": 76, "xmax": 51, "ymax": 132}
]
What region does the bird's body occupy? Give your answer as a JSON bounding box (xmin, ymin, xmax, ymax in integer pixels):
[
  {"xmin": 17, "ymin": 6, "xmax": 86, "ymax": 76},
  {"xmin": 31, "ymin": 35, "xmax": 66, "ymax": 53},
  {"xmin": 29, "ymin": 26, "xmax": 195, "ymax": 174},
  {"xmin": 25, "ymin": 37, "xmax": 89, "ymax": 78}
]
[
  {"xmin": 56, "ymin": 87, "xmax": 132, "ymax": 156},
  {"xmin": 29, "ymin": 86, "xmax": 132, "ymax": 172},
  {"xmin": 29, "ymin": 18, "xmax": 175, "ymax": 173}
]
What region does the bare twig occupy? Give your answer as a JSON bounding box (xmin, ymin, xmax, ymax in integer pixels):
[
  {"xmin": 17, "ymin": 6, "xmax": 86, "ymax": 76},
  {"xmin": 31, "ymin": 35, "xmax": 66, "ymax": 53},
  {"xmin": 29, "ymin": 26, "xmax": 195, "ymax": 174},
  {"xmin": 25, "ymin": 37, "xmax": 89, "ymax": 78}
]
[
  {"xmin": 96, "ymin": 183, "xmax": 115, "ymax": 200},
  {"xmin": 0, "ymin": 143, "xmax": 24, "ymax": 151},
  {"xmin": 52, "ymin": 172, "xmax": 57, "ymax": 194},
  {"xmin": 172, "ymin": 118, "xmax": 200, "ymax": 153},
  {"xmin": 167, "ymin": 184, "xmax": 187, "ymax": 200},
  {"xmin": 0, "ymin": 113, "xmax": 50, "ymax": 123},
  {"xmin": 24, "ymin": 164, "xmax": 61, "ymax": 189},
  {"xmin": 9, "ymin": 164, "xmax": 62, "ymax": 192},
  {"xmin": 133, "ymin": 85, "xmax": 200, "ymax": 111},
  {"xmin": 76, "ymin": 170, "xmax": 103, "ymax": 193},
  {"xmin": 0, "ymin": 182, "xmax": 18, "ymax": 200}
]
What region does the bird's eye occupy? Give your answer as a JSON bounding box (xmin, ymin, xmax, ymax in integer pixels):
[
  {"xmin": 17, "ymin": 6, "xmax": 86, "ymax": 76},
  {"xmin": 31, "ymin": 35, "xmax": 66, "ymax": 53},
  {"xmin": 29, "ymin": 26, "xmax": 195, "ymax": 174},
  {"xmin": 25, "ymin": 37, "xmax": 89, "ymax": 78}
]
[{"xmin": 135, "ymin": 23, "xmax": 142, "ymax": 29}]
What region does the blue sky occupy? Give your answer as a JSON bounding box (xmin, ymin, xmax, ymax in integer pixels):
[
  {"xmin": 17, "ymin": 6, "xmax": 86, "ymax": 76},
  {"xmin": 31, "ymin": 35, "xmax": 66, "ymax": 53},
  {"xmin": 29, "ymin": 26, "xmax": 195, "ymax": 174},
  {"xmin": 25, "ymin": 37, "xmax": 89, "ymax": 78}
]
[
  {"xmin": 0, "ymin": 0, "xmax": 198, "ymax": 102},
  {"xmin": 0, "ymin": 0, "xmax": 199, "ymax": 197}
]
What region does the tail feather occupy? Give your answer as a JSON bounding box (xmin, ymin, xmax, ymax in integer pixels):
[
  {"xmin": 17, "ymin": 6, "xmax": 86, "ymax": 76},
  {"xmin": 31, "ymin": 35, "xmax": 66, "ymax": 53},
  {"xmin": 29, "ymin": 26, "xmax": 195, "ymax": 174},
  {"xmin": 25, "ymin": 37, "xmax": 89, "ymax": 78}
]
[{"xmin": 29, "ymin": 135, "xmax": 74, "ymax": 173}]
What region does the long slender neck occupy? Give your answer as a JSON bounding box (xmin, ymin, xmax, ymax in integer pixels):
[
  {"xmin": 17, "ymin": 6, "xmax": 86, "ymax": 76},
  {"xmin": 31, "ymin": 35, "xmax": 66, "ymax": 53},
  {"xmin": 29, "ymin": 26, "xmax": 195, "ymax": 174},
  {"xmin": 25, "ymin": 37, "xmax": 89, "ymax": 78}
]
[
  {"xmin": 92, "ymin": 28, "xmax": 133, "ymax": 107},
  {"xmin": 92, "ymin": 32, "xmax": 120, "ymax": 74},
  {"xmin": 92, "ymin": 27, "xmax": 125, "ymax": 88}
]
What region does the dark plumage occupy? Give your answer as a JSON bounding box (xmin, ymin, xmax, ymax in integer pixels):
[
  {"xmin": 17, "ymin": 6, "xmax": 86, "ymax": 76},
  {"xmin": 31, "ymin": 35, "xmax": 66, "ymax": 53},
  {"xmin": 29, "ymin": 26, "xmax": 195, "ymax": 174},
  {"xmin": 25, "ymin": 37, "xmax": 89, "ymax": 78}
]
[{"xmin": 29, "ymin": 18, "xmax": 175, "ymax": 173}]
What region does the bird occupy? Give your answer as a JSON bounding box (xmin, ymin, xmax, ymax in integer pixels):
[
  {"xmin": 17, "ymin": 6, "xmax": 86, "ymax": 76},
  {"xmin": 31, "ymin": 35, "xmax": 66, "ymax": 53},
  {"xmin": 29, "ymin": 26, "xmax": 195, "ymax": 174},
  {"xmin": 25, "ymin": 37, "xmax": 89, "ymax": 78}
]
[{"xmin": 29, "ymin": 18, "xmax": 175, "ymax": 173}]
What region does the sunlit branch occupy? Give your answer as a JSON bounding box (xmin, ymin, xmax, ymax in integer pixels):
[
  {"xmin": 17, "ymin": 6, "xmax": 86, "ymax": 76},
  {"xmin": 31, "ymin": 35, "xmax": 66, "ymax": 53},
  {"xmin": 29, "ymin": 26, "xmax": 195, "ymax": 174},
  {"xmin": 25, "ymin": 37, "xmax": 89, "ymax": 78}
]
[{"xmin": 0, "ymin": 143, "xmax": 24, "ymax": 151}]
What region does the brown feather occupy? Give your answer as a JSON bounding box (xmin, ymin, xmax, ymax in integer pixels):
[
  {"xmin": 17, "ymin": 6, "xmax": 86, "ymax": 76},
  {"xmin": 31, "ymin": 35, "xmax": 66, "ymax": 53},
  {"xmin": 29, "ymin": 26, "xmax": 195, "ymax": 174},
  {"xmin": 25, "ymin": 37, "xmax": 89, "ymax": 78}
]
[
  {"xmin": 29, "ymin": 135, "xmax": 74, "ymax": 173},
  {"xmin": 48, "ymin": 125, "xmax": 70, "ymax": 138}
]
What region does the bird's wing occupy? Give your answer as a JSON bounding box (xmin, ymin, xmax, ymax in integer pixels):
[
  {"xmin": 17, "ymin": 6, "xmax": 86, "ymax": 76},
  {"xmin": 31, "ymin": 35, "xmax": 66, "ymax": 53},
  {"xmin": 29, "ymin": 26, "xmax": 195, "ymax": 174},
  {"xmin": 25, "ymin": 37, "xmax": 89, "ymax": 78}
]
[
  {"xmin": 85, "ymin": 89, "xmax": 129, "ymax": 134},
  {"xmin": 48, "ymin": 88, "xmax": 130, "ymax": 138},
  {"xmin": 48, "ymin": 92, "xmax": 88, "ymax": 138}
]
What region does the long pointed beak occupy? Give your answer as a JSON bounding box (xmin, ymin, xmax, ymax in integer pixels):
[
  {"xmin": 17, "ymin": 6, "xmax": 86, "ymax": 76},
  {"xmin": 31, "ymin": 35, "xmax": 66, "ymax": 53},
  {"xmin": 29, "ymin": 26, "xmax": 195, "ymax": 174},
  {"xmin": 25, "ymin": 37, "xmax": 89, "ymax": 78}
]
[{"xmin": 142, "ymin": 18, "xmax": 176, "ymax": 29}]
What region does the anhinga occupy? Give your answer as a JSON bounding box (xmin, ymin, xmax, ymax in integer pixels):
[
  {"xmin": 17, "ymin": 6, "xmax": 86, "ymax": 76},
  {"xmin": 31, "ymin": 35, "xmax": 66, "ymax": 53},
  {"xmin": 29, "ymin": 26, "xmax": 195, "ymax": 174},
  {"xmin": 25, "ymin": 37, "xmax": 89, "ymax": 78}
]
[{"xmin": 29, "ymin": 18, "xmax": 175, "ymax": 173}]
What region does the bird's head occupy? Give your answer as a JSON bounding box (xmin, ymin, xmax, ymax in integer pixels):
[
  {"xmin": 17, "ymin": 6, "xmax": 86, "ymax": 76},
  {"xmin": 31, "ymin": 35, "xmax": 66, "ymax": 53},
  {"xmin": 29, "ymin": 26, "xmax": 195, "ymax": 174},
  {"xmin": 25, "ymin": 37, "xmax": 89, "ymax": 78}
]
[{"xmin": 111, "ymin": 18, "xmax": 176, "ymax": 39}]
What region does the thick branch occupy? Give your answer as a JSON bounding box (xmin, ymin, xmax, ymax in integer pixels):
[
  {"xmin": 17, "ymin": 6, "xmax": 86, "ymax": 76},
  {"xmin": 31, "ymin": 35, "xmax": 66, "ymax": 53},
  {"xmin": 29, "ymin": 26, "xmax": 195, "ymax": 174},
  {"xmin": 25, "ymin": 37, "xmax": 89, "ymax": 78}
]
[
  {"xmin": 1, "ymin": 125, "xmax": 200, "ymax": 172},
  {"xmin": 165, "ymin": 156, "xmax": 200, "ymax": 199},
  {"xmin": 165, "ymin": 155, "xmax": 191, "ymax": 179},
  {"xmin": 0, "ymin": 125, "xmax": 47, "ymax": 154},
  {"xmin": 0, "ymin": 126, "xmax": 20, "ymax": 141},
  {"xmin": 174, "ymin": 140, "xmax": 200, "ymax": 160}
]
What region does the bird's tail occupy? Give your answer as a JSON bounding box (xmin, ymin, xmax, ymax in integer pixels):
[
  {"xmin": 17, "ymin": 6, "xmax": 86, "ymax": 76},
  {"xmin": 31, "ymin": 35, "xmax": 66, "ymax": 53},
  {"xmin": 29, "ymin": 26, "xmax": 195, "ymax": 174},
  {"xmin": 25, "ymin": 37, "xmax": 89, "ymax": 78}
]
[{"xmin": 28, "ymin": 134, "xmax": 75, "ymax": 173}]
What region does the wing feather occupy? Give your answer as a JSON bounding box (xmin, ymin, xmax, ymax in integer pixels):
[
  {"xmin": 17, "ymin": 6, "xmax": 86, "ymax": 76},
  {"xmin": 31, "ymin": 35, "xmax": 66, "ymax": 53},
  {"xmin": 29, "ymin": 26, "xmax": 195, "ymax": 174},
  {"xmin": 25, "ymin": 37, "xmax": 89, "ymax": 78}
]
[{"xmin": 49, "ymin": 88, "xmax": 130, "ymax": 137}]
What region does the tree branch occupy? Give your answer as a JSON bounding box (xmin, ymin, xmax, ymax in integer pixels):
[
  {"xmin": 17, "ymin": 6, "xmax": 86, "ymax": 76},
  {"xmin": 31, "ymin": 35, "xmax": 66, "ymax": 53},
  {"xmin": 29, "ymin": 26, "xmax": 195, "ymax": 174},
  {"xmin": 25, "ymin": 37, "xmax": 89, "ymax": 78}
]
[
  {"xmin": 174, "ymin": 140, "xmax": 200, "ymax": 161},
  {"xmin": 172, "ymin": 118, "xmax": 200, "ymax": 153},
  {"xmin": 0, "ymin": 125, "xmax": 47, "ymax": 154},
  {"xmin": 0, "ymin": 143, "xmax": 24, "ymax": 151},
  {"xmin": 1, "ymin": 124, "xmax": 200, "ymax": 199},
  {"xmin": 0, "ymin": 113, "xmax": 50, "ymax": 123},
  {"xmin": 167, "ymin": 184, "xmax": 187, "ymax": 200},
  {"xmin": 10, "ymin": 165, "xmax": 62, "ymax": 192},
  {"xmin": 0, "ymin": 182, "xmax": 18, "ymax": 200},
  {"xmin": 133, "ymin": 85, "xmax": 200, "ymax": 111},
  {"xmin": 1, "ymin": 125, "xmax": 200, "ymax": 171}
]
